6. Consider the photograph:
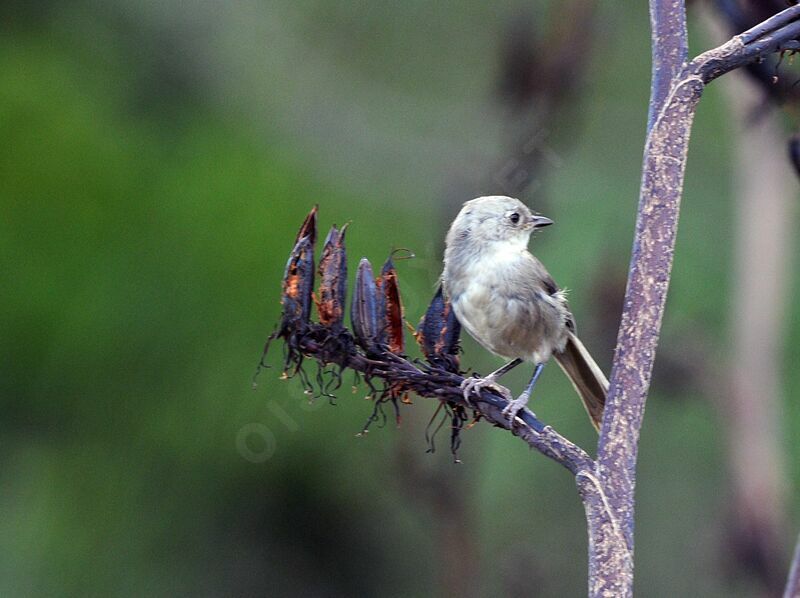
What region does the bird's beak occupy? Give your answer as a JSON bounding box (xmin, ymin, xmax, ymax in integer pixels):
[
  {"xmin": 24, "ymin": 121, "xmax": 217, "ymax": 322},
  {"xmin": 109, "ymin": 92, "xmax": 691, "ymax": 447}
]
[{"xmin": 530, "ymin": 215, "xmax": 554, "ymax": 229}]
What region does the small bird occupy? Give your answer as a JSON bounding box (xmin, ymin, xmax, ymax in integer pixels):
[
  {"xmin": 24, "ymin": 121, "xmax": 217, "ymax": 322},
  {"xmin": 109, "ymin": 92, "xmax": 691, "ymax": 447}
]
[{"xmin": 442, "ymin": 196, "xmax": 608, "ymax": 430}]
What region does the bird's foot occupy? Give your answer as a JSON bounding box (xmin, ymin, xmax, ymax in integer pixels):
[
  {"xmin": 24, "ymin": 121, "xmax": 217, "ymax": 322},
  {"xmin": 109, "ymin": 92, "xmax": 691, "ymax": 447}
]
[
  {"xmin": 502, "ymin": 392, "xmax": 531, "ymax": 424},
  {"xmin": 460, "ymin": 374, "xmax": 512, "ymax": 405}
]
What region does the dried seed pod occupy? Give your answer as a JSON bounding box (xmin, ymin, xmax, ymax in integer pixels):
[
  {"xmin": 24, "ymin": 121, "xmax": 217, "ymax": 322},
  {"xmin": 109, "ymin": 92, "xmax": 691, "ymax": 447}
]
[
  {"xmin": 316, "ymin": 224, "xmax": 348, "ymax": 328},
  {"xmin": 280, "ymin": 235, "xmax": 315, "ymax": 335},
  {"xmin": 416, "ymin": 286, "xmax": 461, "ymax": 372},
  {"xmin": 378, "ymin": 253, "xmax": 405, "ymax": 355},
  {"xmin": 351, "ymin": 258, "xmax": 381, "ymax": 353},
  {"xmin": 294, "ymin": 205, "xmax": 318, "ymax": 247},
  {"xmin": 255, "ymin": 218, "xmax": 317, "ymax": 387},
  {"xmin": 373, "ymin": 274, "xmax": 387, "ymax": 350},
  {"xmin": 375, "ymin": 252, "xmax": 412, "ymax": 404},
  {"xmin": 278, "ymin": 204, "xmax": 318, "ymax": 335}
]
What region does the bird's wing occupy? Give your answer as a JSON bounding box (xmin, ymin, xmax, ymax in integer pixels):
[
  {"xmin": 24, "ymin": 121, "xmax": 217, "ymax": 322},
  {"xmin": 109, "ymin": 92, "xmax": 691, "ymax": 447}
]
[{"xmin": 525, "ymin": 252, "xmax": 577, "ymax": 333}]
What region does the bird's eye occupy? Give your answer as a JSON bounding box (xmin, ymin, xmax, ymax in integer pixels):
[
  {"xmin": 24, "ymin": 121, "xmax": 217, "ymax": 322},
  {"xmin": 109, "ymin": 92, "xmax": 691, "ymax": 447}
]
[{"xmin": 509, "ymin": 212, "xmax": 520, "ymax": 225}]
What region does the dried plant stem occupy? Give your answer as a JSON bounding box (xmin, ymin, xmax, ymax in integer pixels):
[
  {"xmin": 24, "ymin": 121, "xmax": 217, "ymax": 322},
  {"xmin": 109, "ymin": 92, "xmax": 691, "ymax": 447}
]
[{"xmin": 300, "ymin": 334, "xmax": 594, "ymax": 474}]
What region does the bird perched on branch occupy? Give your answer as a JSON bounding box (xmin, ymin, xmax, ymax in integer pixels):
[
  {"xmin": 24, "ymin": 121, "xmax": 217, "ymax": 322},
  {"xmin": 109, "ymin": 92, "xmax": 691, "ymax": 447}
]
[{"xmin": 442, "ymin": 195, "xmax": 607, "ymax": 430}]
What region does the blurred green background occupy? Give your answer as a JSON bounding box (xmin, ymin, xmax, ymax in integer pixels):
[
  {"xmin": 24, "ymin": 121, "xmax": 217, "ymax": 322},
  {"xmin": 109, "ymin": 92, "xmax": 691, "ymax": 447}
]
[{"xmin": 2, "ymin": 1, "xmax": 799, "ymax": 596}]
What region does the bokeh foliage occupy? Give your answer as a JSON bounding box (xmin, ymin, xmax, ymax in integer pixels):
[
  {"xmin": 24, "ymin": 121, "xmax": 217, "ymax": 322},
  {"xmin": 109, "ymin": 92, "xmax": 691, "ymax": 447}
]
[{"xmin": 1, "ymin": 2, "xmax": 798, "ymax": 596}]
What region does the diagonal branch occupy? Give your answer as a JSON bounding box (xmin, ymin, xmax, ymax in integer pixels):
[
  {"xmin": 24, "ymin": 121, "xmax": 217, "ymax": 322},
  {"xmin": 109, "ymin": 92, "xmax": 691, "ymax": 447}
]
[{"xmin": 298, "ymin": 331, "xmax": 595, "ymax": 475}]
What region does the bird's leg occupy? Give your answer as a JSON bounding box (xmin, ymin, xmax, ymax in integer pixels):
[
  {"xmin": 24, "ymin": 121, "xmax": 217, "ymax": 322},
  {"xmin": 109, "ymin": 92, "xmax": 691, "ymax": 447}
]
[
  {"xmin": 502, "ymin": 362, "xmax": 545, "ymax": 423},
  {"xmin": 460, "ymin": 358, "xmax": 521, "ymax": 404}
]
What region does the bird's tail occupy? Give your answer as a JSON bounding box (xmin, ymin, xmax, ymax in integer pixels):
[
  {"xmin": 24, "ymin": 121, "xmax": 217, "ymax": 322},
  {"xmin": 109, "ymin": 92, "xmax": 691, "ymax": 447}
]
[{"xmin": 554, "ymin": 332, "xmax": 608, "ymax": 432}]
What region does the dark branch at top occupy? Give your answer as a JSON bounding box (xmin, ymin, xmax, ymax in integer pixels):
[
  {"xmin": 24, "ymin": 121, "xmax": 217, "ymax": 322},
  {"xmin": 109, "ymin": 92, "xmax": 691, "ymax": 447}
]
[
  {"xmin": 692, "ymin": 5, "xmax": 800, "ymax": 84},
  {"xmin": 739, "ymin": 3, "xmax": 800, "ymax": 44}
]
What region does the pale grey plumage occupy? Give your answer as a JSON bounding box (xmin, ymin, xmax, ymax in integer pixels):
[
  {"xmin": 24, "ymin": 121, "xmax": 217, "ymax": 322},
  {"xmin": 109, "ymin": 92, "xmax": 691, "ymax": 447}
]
[{"xmin": 442, "ymin": 195, "xmax": 607, "ymax": 430}]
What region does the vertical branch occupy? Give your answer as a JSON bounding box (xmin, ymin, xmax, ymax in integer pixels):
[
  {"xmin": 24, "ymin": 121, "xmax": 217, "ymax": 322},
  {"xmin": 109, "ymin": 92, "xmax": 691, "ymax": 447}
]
[
  {"xmin": 596, "ymin": 0, "xmax": 689, "ymax": 549},
  {"xmin": 588, "ymin": 75, "xmax": 702, "ymax": 598},
  {"xmin": 647, "ymin": 0, "xmax": 690, "ymax": 131},
  {"xmin": 588, "ymin": 5, "xmax": 800, "ymax": 595}
]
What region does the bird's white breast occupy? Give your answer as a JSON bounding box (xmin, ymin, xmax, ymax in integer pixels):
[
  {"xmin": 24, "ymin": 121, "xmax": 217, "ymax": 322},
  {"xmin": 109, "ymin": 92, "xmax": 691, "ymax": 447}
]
[{"xmin": 448, "ymin": 246, "xmax": 567, "ymax": 363}]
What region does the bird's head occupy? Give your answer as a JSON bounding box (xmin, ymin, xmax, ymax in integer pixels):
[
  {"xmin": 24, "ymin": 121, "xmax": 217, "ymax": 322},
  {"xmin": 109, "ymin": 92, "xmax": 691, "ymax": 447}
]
[{"xmin": 446, "ymin": 195, "xmax": 553, "ymax": 250}]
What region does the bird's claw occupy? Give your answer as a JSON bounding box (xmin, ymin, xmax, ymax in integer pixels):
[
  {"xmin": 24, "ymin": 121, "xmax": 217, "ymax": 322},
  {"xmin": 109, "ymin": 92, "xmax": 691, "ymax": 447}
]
[
  {"xmin": 460, "ymin": 375, "xmax": 512, "ymax": 405},
  {"xmin": 502, "ymin": 394, "xmax": 530, "ymax": 424}
]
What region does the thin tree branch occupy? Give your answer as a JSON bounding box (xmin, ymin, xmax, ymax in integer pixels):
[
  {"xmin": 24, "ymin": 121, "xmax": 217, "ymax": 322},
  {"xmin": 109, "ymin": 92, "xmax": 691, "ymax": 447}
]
[
  {"xmin": 298, "ymin": 333, "xmax": 595, "ymax": 475},
  {"xmin": 594, "ymin": 1, "xmax": 689, "ymax": 573},
  {"xmin": 739, "ymin": 5, "xmax": 800, "ymax": 44},
  {"xmin": 715, "ymin": 0, "xmax": 800, "ymax": 105}
]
